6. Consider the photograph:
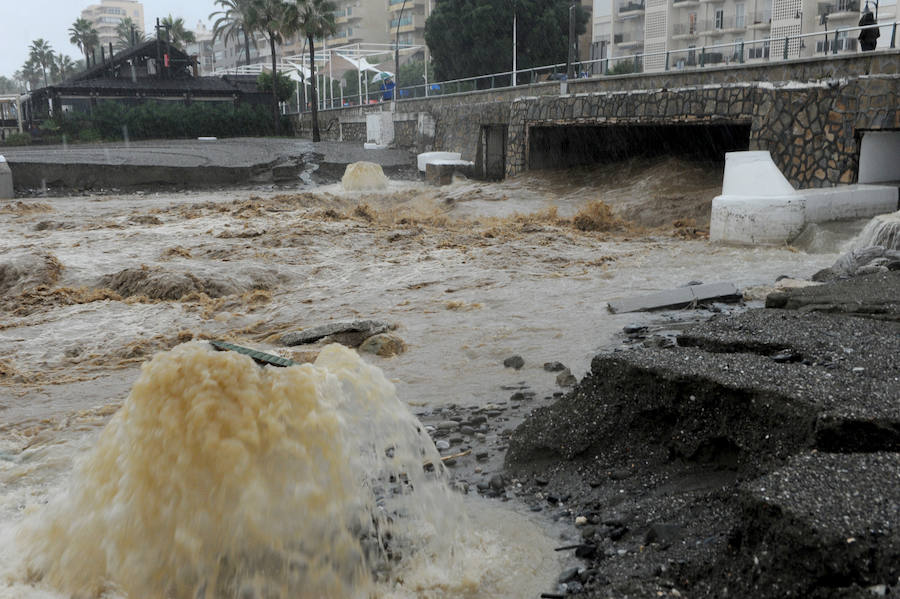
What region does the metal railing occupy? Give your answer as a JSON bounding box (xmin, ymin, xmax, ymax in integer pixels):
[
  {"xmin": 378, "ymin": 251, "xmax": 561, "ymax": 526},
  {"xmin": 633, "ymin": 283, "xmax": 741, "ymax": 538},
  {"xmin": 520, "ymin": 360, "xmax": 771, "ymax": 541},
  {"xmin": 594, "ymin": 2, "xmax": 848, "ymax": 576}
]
[{"xmin": 291, "ymin": 21, "xmax": 897, "ymax": 112}]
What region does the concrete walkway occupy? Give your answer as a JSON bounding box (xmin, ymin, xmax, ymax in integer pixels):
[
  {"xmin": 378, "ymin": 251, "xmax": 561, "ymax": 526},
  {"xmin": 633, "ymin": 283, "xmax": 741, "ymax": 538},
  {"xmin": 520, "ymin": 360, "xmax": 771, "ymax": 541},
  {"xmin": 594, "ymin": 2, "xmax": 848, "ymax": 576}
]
[{"xmin": 1, "ymin": 138, "xmax": 416, "ymax": 191}]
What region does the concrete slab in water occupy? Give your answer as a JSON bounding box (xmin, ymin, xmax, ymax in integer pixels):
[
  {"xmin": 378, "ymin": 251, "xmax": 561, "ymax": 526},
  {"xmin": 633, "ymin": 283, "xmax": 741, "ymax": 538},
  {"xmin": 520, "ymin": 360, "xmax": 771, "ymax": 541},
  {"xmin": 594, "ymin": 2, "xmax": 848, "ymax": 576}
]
[
  {"xmin": 607, "ymin": 282, "xmax": 741, "ymax": 314},
  {"xmin": 1, "ymin": 138, "xmax": 414, "ymax": 191}
]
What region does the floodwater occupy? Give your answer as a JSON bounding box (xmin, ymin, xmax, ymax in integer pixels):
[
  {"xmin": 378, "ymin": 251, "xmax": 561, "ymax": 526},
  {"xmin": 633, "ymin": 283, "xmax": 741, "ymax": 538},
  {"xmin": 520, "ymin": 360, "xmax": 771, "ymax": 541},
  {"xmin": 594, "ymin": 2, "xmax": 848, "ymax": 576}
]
[{"xmin": 0, "ymin": 157, "xmax": 847, "ymax": 597}]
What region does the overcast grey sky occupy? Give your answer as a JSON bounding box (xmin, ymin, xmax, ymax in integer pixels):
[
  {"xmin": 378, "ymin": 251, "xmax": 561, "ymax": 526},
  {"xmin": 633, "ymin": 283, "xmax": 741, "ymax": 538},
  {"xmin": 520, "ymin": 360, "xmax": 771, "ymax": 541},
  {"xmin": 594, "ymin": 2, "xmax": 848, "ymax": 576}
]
[{"xmin": 0, "ymin": 0, "xmax": 218, "ymax": 79}]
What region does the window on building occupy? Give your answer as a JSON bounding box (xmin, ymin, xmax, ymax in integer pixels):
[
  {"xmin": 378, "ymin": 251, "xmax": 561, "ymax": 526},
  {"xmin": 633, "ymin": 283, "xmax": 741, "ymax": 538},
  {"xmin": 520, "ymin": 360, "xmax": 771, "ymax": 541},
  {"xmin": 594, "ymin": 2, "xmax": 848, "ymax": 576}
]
[
  {"xmin": 689, "ymin": 12, "xmax": 697, "ymax": 33},
  {"xmin": 735, "ymin": 3, "xmax": 745, "ymax": 27},
  {"xmin": 715, "ymin": 8, "xmax": 724, "ymax": 29},
  {"xmin": 732, "ymin": 37, "xmax": 743, "ymax": 60}
]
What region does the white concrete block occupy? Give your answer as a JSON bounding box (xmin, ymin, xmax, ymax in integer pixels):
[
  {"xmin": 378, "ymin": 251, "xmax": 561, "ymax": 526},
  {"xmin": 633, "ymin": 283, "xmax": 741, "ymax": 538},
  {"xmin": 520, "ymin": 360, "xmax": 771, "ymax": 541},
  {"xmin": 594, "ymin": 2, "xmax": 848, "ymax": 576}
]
[
  {"xmin": 710, "ymin": 194, "xmax": 807, "ymax": 245},
  {"xmin": 721, "ymin": 151, "xmax": 795, "ymax": 197},
  {"xmin": 366, "ymin": 113, "xmax": 394, "ymax": 147},
  {"xmin": 417, "ymin": 151, "xmax": 462, "ymax": 172},
  {"xmin": 0, "ymin": 155, "xmax": 12, "ymax": 199},
  {"xmin": 801, "ymin": 185, "xmax": 899, "ymax": 223},
  {"xmin": 711, "ymin": 151, "xmax": 899, "ymax": 246}
]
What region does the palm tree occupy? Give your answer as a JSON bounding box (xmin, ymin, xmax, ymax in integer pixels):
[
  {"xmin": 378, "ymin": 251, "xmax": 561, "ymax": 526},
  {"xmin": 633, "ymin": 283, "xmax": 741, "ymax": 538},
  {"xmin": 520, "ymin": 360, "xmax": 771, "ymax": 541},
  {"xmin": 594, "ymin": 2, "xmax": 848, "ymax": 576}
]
[
  {"xmin": 210, "ymin": 0, "xmax": 257, "ymax": 67},
  {"xmin": 28, "ymin": 39, "xmax": 55, "ymax": 88},
  {"xmin": 161, "ymin": 15, "xmax": 197, "ymax": 49},
  {"xmin": 68, "ymin": 18, "xmax": 99, "ymax": 65},
  {"xmin": 115, "ymin": 17, "xmax": 148, "ymax": 51},
  {"xmin": 248, "ymin": 0, "xmax": 290, "ymax": 135},
  {"xmin": 287, "ymin": 0, "xmax": 336, "ymax": 142},
  {"xmin": 51, "ymin": 54, "xmax": 78, "ymax": 83},
  {"xmin": 18, "ymin": 60, "xmax": 43, "ymax": 91}
]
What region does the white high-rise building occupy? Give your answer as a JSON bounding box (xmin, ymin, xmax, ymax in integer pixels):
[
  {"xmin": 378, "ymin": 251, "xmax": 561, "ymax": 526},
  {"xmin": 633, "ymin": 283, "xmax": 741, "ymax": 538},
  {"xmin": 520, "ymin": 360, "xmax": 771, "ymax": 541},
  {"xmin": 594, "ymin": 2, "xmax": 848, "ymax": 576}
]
[
  {"xmin": 80, "ymin": 0, "xmax": 145, "ymax": 50},
  {"xmin": 604, "ymin": 0, "xmax": 892, "ymax": 72}
]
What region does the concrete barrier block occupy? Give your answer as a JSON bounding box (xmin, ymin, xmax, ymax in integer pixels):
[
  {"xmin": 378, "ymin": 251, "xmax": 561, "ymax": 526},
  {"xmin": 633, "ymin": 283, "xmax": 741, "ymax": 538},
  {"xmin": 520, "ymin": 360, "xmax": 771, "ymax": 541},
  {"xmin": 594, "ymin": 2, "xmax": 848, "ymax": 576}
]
[
  {"xmin": 417, "ymin": 151, "xmax": 461, "ymax": 172},
  {"xmin": 425, "ymin": 160, "xmax": 473, "ymax": 186},
  {"xmin": 801, "ymin": 185, "xmax": 899, "ymax": 223},
  {"xmin": 366, "ymin": 113, "xmax": 394, "ymax": 147},
  {"xmin": 710, "ymin": 194, "xmax": 807, "ymax": 245},
  {"xmin": 0, "ymin": 156, "xmax": 13, "ymax": 199}
]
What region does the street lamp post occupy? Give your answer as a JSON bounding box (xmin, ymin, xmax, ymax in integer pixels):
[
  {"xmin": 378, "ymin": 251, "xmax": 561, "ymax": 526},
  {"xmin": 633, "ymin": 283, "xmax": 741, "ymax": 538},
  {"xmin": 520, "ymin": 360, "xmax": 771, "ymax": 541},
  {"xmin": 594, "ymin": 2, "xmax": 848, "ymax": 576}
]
[
  {"xmin": 512, "ymin": 1, "xmax": 517, "ymax": 86},
  {"xmin": 566, "ymin": 4, "xmax": 577, "ymax": 79},
  {"xmin": 395, "ymin": 0, "xmax": 409, "ymax": 97}
]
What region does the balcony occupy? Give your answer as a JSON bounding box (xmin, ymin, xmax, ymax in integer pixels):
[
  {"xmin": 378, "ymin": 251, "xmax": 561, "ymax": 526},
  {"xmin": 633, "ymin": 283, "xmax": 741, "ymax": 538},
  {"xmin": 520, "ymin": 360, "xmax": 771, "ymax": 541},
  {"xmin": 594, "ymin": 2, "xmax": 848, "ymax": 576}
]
[
  {"xmin": 698, "ymin": 19, "xmax": 726, "ymax": 34},
  {"xmin": 390, "ymin": 14, "xmax": 424, "ymax": 34},
  {"xmin": 618, "ymin": 0, "xmax": 645, "ymax": 14},
  {"xmin": 815, "ymin": 36, "xmax": 858, "ymax": 52},
  {"xmin": 748, "ymin": 10, "xmax": 772, "ymax": 28},
  {"xmin": 613, "ymin": 32, "xmax": 645, "ymax": 48},
  {"xmin": 818, "ymin": 0, "xmax": 860, "ymax": 18},
  {"xmin": 672, "ymin": 0, "xmax": 701, "ymax": 6},
  {"xmin": 672, "ymin": 22, "xmax": 699, "ymax": 38},
  {"xmin": 389, "ymin": 0, "xmax": 422, "ymax": 11}
]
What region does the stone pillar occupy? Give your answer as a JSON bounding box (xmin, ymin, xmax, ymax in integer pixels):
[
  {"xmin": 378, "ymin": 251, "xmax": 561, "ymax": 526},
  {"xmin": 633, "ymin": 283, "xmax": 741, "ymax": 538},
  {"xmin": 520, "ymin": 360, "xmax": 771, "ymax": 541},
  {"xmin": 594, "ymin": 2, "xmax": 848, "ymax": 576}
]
[{"xmin": 0, "ymin": 156, "xmax": 14, "ymax": 199}]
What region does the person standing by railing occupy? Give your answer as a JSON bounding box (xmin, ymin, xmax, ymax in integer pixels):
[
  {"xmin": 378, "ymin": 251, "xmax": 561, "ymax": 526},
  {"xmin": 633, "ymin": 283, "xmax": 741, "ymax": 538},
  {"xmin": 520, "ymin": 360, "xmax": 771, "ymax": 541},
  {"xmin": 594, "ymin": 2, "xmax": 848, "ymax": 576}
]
[{"xmin": 858, "ymin": 8, "xmax": 880, "ymax": 51}]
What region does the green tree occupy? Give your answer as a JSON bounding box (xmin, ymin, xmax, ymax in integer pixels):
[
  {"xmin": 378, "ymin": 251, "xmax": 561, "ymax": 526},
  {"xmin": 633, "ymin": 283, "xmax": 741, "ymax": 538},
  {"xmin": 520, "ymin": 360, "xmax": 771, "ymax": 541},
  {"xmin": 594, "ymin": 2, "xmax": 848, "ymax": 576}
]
[
  {"xmin": 257, "ymin": 71, "xmax": 294, "ymax": 102},
  {"xmin": 28, "ymin": 39, "xmax": 55, "ymax": 89},
  {"xmin": 424, "ymin": 0, "xmax": 587, "ymax": 82},
  {"xmin": 51, "ymin": 54, "xmax": 79, "ymax": 83},
  {"xmin": 18, "ymin": 60, "xmax": 43, "ymax": 91},
  {"xmin": 248, "ymin": 0, "xmax": 291, "ymax": 135},
  {"xmin": 160, "ymin": 15, "xmax": 197, "ymax": 49},
  {"xmin": 210, "ymin": 0, "xmax": 258, "ymax": 67},
  {"xmin": 115, "ymin": 17, "xmax": 148, "ymax": 51},
  {"xmin": 0, "ymin": 76, "xmax": 22, "ymax": 94},
  {"xmin": 286, "ymin": 0, "xmax": 337, "ymax": 141},
  {"xmin": 69, "ymin": 18, "xmax": 99, "ymax": 65}
]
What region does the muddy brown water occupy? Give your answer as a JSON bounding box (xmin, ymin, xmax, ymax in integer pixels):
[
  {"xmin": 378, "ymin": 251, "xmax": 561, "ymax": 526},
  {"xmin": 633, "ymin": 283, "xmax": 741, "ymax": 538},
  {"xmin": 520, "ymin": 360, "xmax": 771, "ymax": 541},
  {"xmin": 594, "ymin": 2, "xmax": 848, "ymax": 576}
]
[{"xmin": 0, "ymin": 157, "xmax": 847, "ymax": 597}]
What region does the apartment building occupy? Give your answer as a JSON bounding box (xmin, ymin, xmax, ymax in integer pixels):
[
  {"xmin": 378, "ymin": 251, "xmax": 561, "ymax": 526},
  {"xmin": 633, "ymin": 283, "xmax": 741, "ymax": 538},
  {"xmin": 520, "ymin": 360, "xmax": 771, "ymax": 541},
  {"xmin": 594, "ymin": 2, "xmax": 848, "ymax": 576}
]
[
  {"xmin": 80, "ymin": 0, "xmax": 145, "ymax": 49},
  {"xmin": 185, "ymin": 22, "xmax": 216, "ymax": 75},
  {"xmin": 607, "ymin": 0, "xmax": 892, "ymax": 71},
  {"xmin": 330, "ymin": 0, "xmax": 391, "ymax": 46},
  {"xmin": 389, "ymin": 0, "xmax": 431, "ymax": 60}
]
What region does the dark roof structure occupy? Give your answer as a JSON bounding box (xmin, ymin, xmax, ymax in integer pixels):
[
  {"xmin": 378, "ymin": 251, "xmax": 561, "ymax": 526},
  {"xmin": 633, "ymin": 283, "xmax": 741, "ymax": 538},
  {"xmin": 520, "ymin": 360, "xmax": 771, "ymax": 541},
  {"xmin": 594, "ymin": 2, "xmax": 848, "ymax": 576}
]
[
  {"xmin": 70, "ymin": 39, "xmax": 193, "ymax": 83},
  {"xmin": 21, "ymin": 38, "xmax": 273, "ymax": 122}
]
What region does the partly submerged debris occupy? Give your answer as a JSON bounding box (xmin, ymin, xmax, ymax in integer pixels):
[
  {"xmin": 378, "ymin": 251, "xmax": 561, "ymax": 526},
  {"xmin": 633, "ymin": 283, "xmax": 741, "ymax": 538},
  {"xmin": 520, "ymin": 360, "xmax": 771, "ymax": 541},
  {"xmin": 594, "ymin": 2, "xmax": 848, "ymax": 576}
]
[{"xmin": 607, "ymin": 282, "xmax": 741, "ymax": 314}]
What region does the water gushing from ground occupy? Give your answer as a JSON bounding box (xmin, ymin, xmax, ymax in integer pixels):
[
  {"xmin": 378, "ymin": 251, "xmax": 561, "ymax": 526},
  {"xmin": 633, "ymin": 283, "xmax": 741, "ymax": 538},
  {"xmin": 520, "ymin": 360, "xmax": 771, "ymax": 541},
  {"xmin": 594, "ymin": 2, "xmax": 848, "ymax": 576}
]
[
  {"xmin": 4, "ymin": 343, "xmax": 558, "ymax": 598},
  {"xmin": 853, "ymin": 211, "xmax": 900, "ymax": 250}
]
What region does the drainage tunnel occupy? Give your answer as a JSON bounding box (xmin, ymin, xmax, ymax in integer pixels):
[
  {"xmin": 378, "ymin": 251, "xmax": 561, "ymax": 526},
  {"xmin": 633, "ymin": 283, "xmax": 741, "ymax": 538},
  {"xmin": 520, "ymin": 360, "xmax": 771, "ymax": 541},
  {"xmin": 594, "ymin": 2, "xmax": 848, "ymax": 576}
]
[{"xmin": 528, "ymin": 122, "xmax": 751, "ymax": 170}]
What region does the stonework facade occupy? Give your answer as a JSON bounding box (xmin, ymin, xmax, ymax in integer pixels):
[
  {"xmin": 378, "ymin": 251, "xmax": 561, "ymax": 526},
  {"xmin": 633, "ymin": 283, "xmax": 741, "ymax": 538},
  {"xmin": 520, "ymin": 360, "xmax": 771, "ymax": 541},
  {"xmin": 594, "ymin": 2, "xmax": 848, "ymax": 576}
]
[{"xmin": 295, "ymin": 51, "xmax": 900, "ymax": 188}]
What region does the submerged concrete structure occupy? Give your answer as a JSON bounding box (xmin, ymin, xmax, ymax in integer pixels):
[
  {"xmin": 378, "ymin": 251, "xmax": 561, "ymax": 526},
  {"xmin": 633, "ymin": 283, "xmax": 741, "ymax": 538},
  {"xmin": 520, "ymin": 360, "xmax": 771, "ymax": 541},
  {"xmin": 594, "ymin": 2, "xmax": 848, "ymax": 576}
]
[{"xmin": 711, "ymin": 151, "xmax": 898, "ymax": 245}]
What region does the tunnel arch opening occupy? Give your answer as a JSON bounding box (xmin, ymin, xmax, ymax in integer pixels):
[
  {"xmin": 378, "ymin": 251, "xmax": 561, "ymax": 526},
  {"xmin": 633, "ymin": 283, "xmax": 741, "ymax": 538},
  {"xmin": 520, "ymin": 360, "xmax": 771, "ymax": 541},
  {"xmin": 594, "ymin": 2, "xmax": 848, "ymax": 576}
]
[{"xmin": 527, "ymin": 122, "xmax": 752, "ymax": 170}]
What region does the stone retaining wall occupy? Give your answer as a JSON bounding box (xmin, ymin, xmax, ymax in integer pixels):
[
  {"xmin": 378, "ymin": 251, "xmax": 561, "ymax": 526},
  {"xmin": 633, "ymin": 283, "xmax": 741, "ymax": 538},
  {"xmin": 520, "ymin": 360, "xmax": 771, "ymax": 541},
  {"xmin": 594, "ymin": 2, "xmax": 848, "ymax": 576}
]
[{"xmin": 293, "ymin": 51, "xmax": 900, "ymax": 187}]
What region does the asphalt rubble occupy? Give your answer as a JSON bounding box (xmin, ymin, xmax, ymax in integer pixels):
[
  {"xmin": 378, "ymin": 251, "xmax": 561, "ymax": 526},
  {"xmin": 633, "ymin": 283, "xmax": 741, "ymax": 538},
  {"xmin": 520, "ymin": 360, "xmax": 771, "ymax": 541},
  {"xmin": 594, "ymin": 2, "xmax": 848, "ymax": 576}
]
[{"xmin": 489, "ymin": 268, "xmax": 900, "ymax": 598}]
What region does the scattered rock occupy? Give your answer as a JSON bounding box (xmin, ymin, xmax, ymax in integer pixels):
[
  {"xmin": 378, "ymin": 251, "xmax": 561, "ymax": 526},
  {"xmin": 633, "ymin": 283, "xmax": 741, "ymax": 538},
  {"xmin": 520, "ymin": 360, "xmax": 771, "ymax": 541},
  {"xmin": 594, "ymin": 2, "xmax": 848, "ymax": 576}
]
[
  {"xmin": 543, "ymin": 361, "xmax": 567, "ymax": 372},
  {"xmin": 556, "ymin": 368, "xmax": 577, "ymax": 387},
  {"xmin": 280, "ymin": 320, "xmax": 394, "ymax": 346},
  {"xmin": 504, "ymin": 355, "xmax": 525, "ymax": 369},
  {"xmin": 358, "ymin": 333, "xmax": 406, "ymax": 356},
  {"xmin": 623, "ymin": 324, "xmax": 647, "ymax": 335},
  {"xmin": 558, "ymin": 567, "xmax": 580, "ymax": 584}
]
